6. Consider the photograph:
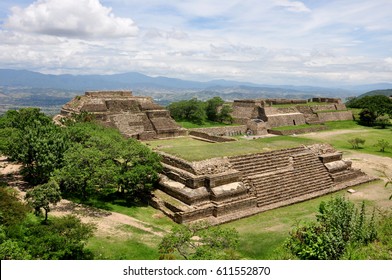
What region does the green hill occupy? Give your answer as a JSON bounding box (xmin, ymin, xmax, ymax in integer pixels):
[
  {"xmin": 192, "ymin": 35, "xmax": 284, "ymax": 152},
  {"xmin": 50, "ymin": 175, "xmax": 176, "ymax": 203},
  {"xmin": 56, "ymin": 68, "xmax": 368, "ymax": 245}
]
[{"xmin": 358, "ymin": 89, "xmax": 392, "ymax": 98}]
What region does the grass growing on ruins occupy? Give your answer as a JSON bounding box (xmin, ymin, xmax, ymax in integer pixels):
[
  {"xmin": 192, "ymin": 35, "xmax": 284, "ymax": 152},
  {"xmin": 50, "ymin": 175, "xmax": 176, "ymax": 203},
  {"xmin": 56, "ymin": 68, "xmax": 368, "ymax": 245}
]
[{"xmin": 147, "ymin": 136, "xmax": 317, "ymax": 161}]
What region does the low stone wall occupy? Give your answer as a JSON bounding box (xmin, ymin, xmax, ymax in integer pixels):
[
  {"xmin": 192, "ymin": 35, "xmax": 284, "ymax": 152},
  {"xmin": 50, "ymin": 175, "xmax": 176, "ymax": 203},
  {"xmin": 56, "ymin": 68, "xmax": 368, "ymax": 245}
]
[
  {"xmin": 310, "ymin": 104, "xmax": 337, "ymax": 112},
  {"xmin": 267, "ymin": 113, "xmax": 307, "ymax": 127},
  {"xmin": 190, "ymin": 125, "xmax": 247, "ymax": 136},
  {"xmin": 309, "ymin": 97, "xmax": 342, "ymax": 103},
  {"xmin": 317, "ymin": 111, "xmax": 353, "ymax": 122},
  {"xmin": 268, "ymin": 125, "xmax": 328, "ymax": 135}
]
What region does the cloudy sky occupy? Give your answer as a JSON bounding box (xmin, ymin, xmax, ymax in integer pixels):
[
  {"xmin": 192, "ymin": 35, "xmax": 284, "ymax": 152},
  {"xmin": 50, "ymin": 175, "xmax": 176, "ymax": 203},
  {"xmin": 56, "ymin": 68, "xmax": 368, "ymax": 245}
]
[{"xmin": 0, "ymin": 0, "xmax": 391, "ymax": 86}]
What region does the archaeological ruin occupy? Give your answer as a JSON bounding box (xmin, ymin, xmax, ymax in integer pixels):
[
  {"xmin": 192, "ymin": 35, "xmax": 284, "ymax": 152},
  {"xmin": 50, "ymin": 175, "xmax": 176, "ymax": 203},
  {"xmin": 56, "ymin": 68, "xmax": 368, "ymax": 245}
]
[
  {"xmin": 151, "ymin": 144, "xmax": 374, "ymax": 224},
  {"xmin": 59, "ymin": 91, "xmax": 187, "ymax": 140},
  {"xmin": 231, "ymin": 97, "xmax": 353, "ymax": 135},
  {"xmin": 58, "ymin": 91, "xmax": 373, "ymax": 224}
]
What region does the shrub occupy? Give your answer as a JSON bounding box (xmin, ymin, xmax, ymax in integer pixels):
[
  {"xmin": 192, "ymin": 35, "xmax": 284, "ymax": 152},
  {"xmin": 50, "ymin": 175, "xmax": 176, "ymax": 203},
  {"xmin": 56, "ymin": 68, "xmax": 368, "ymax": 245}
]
[{"xmin": 348, "ymin": 137, "xmax": 366, "ymax": 149}]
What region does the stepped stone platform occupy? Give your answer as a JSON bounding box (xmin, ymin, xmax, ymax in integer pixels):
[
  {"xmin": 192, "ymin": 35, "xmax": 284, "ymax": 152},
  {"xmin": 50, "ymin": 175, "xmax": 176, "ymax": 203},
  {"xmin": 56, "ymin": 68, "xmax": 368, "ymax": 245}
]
[
  {"xmin": 231, "ymin": 97, "xmax": 353, "ymax": 135},
  {"xmin": 151, "ymin": 144, "xmax": 375, "ymax": 224},
  {"xmin": 59, "ymin": 91, "xmax": 187, "ymax": 140}
]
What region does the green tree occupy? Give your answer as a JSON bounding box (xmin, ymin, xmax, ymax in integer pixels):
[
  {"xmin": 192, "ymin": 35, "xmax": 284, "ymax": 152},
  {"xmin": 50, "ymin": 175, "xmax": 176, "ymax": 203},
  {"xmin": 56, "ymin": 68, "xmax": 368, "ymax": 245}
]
[
  {"xmin": 0, "ymin": 108, "xmax": 69, "ymax": 185},
  {"xmin": 206, "ymin": 97, "xmax": 224, "ymax": 122},
  {"xmin": 375, "ymin": 139, "xmax": 391, "ymax": 153},
  {"xmin": 359, "ymin": 109, "xmax": 377, "ymax": 126},
  {"xmin": 346, "ymin": 95, "xmax": 392, "ymax": 118},
  {"xmin": 0, "ymin": 187, "xmax": 30, "ymax": 227},
  {"xmin": 376, "ymin": 115, "xmax": 391, "ymax": 129},
  {"xmin": 22, "ymin": 215, "xmax": 95, "ymax": 260},
  {"xmin": 285, "ymin": 196, "xmax": 377, "ymax": 260},
  {"xmin": 54, "ymin": 122, "xmax": 162, "ymax": 202},
  {"xmin": 348, "ymin": 137, "xmax": 365, "ymax": 149},
  {"xmin": 218, "ymin": 104, "xmax": 233, "ymax": 124},
  {"xmin": 159, "ymin": 222, "xmax": 240, "ymax": 260},
  {"xmin": 167, "ymin": 98, "xmax": 207, "ymax": 124},
  {"xmin": 25, "ymin": 180, "xmax": 62, "ymax": 222}
]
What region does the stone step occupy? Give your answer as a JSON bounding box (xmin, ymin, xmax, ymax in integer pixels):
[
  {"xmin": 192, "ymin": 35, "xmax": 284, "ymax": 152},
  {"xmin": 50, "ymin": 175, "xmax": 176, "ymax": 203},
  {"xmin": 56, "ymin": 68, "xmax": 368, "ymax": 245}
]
[
  {"xmin": 256, "ymin": 183, "xmax": 334, "ymax": 207},
  {"xmin": 229, "ymin": 147, "xmax": 306, "ymax": 163},
  {"xmin": 255, "ymin": 178, "xmax": 334, "ymax": 198}
]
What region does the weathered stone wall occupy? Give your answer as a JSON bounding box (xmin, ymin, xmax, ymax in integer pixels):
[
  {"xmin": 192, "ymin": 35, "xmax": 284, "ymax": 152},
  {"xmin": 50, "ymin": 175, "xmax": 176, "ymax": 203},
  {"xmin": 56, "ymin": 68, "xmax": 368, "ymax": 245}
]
[
  {"xmin": 309, "ymin": 97, "xmax": 342, "ymax": 103},
  {"xmin": 246, "ymin": 120, "xmax": 268, "ymax": 135},
  {"xmin": 310, "ymin": 104, "xmax": 337, "ymax": 112},
  {"xmin": 85, "ymin": 90, "xmax": 133, "ymax": 98},
  {"xmin": 189, "ymin": 131, "xmax": 236, "ymax": 143},
  {"xmin": 265, "ymin": 98, "xmax": 307, "ymax": 105},
  {"xmin": 266, "ymin": 113, "xmax": 307, "ymax": 127},
  {"xmin": 317, "ymin": 111, "xmax": 353, "ymax": 122},
  {"xmin": 190, "ymin": 125, "xmax": 247, "ymax": 136},
  {"xmin": 232, "ymin": 100, "xmax": 262, "ymax": 119},
  {"xmin": 263, "ymin": 107, "xmax": 300, "ymax": 115}
]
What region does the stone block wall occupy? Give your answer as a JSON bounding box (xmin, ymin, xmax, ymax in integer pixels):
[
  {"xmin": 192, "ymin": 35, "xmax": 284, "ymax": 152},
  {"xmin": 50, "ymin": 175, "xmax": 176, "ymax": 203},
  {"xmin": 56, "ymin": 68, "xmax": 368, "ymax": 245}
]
[
  {"xmin": 310, "ymin": 104, "xmax": 337, "ymax": 112},
  {"xmin": 317, "ymin": 111, "xmax": 353, "ymax": 122},
  {"xmin": 266, "ymin": 113, "xmax": 307, "ymax": 127},
  {"xmin": 190, "ymin": 125, "xmax": 247, "ymax": 136},
  {"xmin": 189, "ymin": 131, "xmax": 236, "ymax": 143}
]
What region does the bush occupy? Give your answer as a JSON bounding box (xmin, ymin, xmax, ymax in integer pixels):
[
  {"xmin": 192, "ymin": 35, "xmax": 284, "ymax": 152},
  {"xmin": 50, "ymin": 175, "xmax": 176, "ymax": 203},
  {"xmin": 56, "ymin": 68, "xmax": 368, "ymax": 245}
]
[
  {"xmin": 285, "ymin": 196, "xmax": 377, "ymax": 260},
  {"xmin": 375, "ymin": 139, "xmax": 391, "ymax": 152},
  {"xmin": 348, "ymin": 137, "xmax": 366, "ymax": 149}
]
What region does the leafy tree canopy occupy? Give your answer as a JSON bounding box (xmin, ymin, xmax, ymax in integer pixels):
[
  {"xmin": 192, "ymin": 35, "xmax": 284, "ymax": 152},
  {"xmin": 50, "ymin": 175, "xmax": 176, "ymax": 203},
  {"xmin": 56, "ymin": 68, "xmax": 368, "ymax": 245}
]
[
  {"xmin": 159, "ymin": 222, "xmax": 240, "ymax": 260},
  {"xmin": 346, "ymin": 95, "xmax": 392, "ymax": 118}
]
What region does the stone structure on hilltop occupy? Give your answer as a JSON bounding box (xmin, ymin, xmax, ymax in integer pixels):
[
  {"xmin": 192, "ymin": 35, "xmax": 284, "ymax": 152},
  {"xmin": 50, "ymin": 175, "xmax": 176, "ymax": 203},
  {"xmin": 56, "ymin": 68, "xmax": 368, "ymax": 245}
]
[
  {"xmin": 231, "ymin": 97, "xmax": 353, "ymax": 135},
  {"xmin": 151, "ymin": 144, "xmax": 375, "ymax": 224},
  {"xmin": 60, "ymin": 91, "xmax": 187, "ymax": 140}
]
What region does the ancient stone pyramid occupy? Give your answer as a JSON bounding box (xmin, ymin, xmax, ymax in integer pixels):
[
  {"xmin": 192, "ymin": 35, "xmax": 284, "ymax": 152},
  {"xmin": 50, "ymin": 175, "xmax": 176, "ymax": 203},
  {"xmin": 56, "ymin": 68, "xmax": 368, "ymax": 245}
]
[{"xmin": 60, "ymin": 91, "xmax": 187, "ymax": 140}]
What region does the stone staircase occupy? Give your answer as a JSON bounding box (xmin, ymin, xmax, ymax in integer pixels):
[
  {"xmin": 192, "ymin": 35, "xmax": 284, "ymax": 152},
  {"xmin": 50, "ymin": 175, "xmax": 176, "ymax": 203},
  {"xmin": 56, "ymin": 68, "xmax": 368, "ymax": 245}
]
[{"xmin": 229, "ymin": 148, "xmax": 334, "ymax": 208}]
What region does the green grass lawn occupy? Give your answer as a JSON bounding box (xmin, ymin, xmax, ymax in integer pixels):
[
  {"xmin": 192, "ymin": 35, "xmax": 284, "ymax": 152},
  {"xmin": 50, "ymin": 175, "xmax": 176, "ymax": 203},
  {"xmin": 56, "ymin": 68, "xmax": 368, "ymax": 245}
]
[
  {"xmin": 147, "ymin": 136, "xmax": 316, "ymax": 161},
  {"xmin": 301, "ymin": 121, "xmax": 392, "ymax": 158}
]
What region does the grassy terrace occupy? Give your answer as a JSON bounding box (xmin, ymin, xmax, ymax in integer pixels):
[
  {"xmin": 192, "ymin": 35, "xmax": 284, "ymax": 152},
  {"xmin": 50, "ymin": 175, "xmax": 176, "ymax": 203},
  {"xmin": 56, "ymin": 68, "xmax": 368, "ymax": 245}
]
[
  {"xmin": 147, "ymin": 135, "xmax": 317, "ymax": 161},
  {"xmin": 148, "ymin": 120, "xmax": 392, "ymax": 161}
]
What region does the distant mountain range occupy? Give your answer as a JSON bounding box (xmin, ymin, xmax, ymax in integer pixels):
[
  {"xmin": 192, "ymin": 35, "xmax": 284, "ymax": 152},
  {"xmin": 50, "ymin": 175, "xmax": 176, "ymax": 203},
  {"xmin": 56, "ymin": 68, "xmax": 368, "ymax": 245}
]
[{"xmin": 1, "ymin": 69, "xmax": 392, "ymax": 114}]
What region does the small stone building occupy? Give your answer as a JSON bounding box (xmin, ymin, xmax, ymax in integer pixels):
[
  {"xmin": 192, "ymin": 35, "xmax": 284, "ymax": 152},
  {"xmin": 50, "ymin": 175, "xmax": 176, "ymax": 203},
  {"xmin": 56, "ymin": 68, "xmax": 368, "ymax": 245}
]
[
  {"xmin": 60, "ymin": 91, "xmax": 187, "ymax": 140},
  {"xmin": 231, "ymin": 97, "xmax": 353, "ymax": 134}
]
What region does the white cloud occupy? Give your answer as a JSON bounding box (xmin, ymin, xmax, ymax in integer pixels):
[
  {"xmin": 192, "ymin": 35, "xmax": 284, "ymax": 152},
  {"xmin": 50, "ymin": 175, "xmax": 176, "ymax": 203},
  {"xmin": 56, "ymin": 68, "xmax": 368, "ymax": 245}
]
[
  {"xmin": 274, "ymin": 0, "xmax": 311, "ymax": 13},
  {"xmin": 5, "ymin": 0, "xmax": 138, "ymax": 38}
]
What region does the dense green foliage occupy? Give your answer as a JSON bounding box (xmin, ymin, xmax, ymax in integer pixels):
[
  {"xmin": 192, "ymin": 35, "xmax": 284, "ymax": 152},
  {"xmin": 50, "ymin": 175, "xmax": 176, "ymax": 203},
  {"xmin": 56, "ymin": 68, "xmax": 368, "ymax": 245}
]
[
  {"xmin": 25, "ymin": 180, "xmax": 62, "ymax": 221},
  {"xmin": 0, "ymin": 108, "xmax": 162, "ymax": 202},
  {"xmin": 167, "ymin": 97, "xmax": 233, "ymax": 125},
  {"xmin": 167, "ymin": 98, "xmax": 207, "ymax": 124},
  {"xmin": 159, "ymin": 222, "xmax": 240, "ymax": 260},
  {"xmin": 0, "ymin": 108, "xmax": 69, "ymax": 185},
  {"xmin": 346, "ymin": 95, "xmax": 392, "ymax": 126},
  {"xmin": 285, "ymin": 196, "xmax": 377, "ymax": 260},
  {"xmin": 0, "ymin": 187, "xmax": 95, "ymax": 260}
]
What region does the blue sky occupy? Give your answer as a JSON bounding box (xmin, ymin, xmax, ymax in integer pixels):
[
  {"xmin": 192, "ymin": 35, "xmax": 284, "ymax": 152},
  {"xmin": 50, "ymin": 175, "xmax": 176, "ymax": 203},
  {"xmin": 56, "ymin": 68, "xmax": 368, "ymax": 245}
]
[{"xmin": 0, "ymin": 0, "xmax": 391, "ymax": 86}]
